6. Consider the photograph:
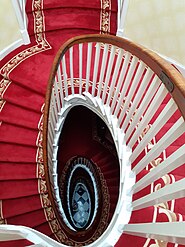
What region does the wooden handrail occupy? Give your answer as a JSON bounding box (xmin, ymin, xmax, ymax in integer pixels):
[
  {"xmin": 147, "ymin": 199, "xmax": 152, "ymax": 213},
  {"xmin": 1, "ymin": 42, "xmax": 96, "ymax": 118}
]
[
  {"xmin": 43, "ymin": 34, "xmax": 185, "ymax": 242},
  {"xmin": 50, "ymin": 34, "xmax": 185, "ymax": 118}
]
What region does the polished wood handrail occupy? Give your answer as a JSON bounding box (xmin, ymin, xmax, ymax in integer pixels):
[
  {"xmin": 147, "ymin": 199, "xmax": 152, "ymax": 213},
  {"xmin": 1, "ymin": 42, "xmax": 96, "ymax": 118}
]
[
  {"xmin": 43, "ymin": 34, "xmax": 185, "ymax": 242},
  {"xmin": 51, "ymin": 34, "xmax": 185, "ymax": 118}
]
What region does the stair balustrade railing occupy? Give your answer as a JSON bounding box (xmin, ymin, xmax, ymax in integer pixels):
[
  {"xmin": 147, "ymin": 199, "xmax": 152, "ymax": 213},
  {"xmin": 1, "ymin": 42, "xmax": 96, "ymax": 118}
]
[{"xmin": 43, "ymin": 34, "xmax": 185, "ymax": 246}]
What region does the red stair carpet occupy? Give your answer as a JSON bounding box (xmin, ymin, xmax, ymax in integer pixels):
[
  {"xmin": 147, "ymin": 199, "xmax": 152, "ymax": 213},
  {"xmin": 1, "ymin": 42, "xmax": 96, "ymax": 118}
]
[{"xmin": 0, "ymin": 0, "xmax": 185, "ymax": 246}]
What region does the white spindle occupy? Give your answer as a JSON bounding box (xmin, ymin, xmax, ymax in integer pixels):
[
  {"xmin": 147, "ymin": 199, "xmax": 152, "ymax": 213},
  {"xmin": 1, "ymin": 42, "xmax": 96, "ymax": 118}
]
[
  {"xmin": 133, "ymin": 144, "xmax": 185, "ymax": 193},
  {"xmin": 92, "ymin": 43, "xmax": 101, "ymax": 96},
  {"xmin": 57, "ymin": 63, "xmax": 64, "ymax": 106},
  {"xmin": 69, "ymin": 47, "xmax": 74, "ymax": 95},
  {"xmin": 125, "ymin": 76, "xmax": 160, "ymax": 142},
  {"xmin": 131, "ymin": 117, "xmax": 185, "ymax": 175},
  {"xmin": 102, "ymin": 45, "xmax": 116, "ymax": 103},
  {"xmin": 114, "ymin": 56, "xmax": 139, "ymax": 117},
  {"xmin": 128, "ymin": 84, "xmax": 168, "ymax": 148},
  {"xmin": 47, "ymin": 130, "xmax": 53, "ymax": 159},
  {"xmin": 123, "ymin": 222, "xmax": 185, "ymax": 245},
  {"xmin": 51, "ymin": 90, "xmax": 59, "ymax": 123},
  {"xmin": 97, "ymin": 43, "xmax": 109, "ymax": 98},
  {"xmin": 49, "ymin": 109, "xmax": 56, "ymax": 137},
  {"xmin": 48, "ymin": 122, "xmax": 54, "ymax": 147},
  {"xmin": 131, "ymin": 98, "xmax": 177, "ymax": 162},
  {"xmin": 119, "ymin": 61, "xmax": 146, "ymax": 128},
  {"xmin": 106, "ymin": 48, "xmax": 124, "ymax": 106},
  {"xmin": 132, "ymin": 178, "xmax": 185, "ymax": 211},
  {"xmin": 111, "ymin": 51, "xmax": 131, "ymax": 113},
  {"xmin": 54, "ymin": 78, "xmax": 61, "ymax": 111},
  {"xmin": 61, "ymin": 55, "xmax": 68, "ymax": 97},
  {"xmin": 79, "ymin": 43, "xmax": 83, "ymax": 95},
  {"xmin": 122, "ymin": 68, "xmax": 153, "ymax": 130},
  {"xmin": 86, "ymin": 42, "xmax": 92, "ymax": 92}
]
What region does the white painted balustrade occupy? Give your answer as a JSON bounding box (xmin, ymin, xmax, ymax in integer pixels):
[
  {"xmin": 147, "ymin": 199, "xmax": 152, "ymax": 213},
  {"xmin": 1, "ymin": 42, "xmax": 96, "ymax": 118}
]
[{"xmin": 45, "ymin": 36, "xmax": 185, "ymax": 247}]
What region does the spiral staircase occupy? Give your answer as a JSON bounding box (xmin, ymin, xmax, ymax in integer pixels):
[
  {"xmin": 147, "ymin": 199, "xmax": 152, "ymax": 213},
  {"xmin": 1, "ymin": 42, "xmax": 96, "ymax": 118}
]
[{"xmin": 0, "ymin": 0, "xmax": 185, "ymax": 246}]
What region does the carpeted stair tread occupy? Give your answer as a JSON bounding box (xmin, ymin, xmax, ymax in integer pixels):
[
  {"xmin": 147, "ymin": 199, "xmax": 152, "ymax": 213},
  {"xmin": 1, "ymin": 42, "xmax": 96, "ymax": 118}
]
[
  {"xmin": 170, "ymin": 164, "xmax": 185, "ymax": 177},
  {"xmin": 115, "ymin": 234, "xmax": 149, "ymax": 247},
  {"xmin": 0, "ymin": 123, "xmax": 39, "ymax": 146},
  {"xmin": 27, "ymin": 8, "xmax": 117, "ymax": 35},
  {"xmin": 1, "ymin": 102, "xmax": 41, "ymax": 130},
  {"xmin": 34, "ymin": 222, "xmax": 55, "ymax": 237},
  {"xmin": 103, "ymin": 168, "xmax": 119, "ymax": 177},
  {"xmin": 0, "ymin": 162, "xmax": 37, "ymax": 180},
  {"xmin": 7, "ymin": 51, "xmax": 54, "ymax": 96},
  {"xmin": 97, "ymin": 160, "xmax": 118, "ymax": 173},
  {"xmin": 154, "ymin": 122, "xmax": 184, "ymax": 141},
  {"xmin": 5, "ymin": 34, "xmax": 90, "ymax": 96},
  {"xmin": 108, "ymin": 185, "xmax": 120, "ymax": 195},
  {"xmin": 165, "ymin": 145, "xmax": 185, "ymax": 159},
  {"xmin": 2, "ymin": 82, "xmax": 45, "ymax": 112},
  {"xmin": 26, "ymin": 0, "xmax": 118, "ymax": 13},
  {"xmin": 0, "ymin": 179, "xmax": 40, "ymax": 199},
  {"xmin": 106, "ymin": 177, "xmax": 119, "ymax": 186},
  {"xmin": 90, "ymin": 151, "xmax": 107, "ymax": 161},
  {"xmin": 7, "ymin": 208, "xmax": 48, "ymax": 228},
  {"xmin": 0, "ymin": 143, "xmax": 37, "ymax": 163},
  {"xmin": 2, "ymin": 194, "xmax": 43, "ymax": 218},
  {"xmin": 92, "ymin": 153, "xmax": 115, "ymax": 165}
]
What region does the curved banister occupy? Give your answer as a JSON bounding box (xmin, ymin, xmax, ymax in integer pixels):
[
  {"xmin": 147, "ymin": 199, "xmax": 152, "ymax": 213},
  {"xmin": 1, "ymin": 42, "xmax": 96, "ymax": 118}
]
[
  {"xmin": 46, "ymin": 34, "xmax": 185, "ymax": 121},
  {"xmin": 43, "ymin": 34, "xmax": 185, "ymax": 245}
]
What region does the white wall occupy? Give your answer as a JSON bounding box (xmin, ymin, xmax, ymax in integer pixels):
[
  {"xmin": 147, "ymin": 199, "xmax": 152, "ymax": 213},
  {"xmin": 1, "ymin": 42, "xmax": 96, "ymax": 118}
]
[
  {"xmin": 0, "ymin": 0, "xmax": 21, "ymax": 52},
  {"xmin": 124, "ymin": 0, "xmax": 185, "ymax": 66}
]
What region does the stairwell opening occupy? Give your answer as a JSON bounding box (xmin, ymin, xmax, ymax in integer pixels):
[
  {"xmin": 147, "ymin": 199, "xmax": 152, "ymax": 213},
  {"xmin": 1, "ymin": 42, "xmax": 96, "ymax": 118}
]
[{"xmin": 56, "ymin": 105, "xmax": 120, "ymax": 243}]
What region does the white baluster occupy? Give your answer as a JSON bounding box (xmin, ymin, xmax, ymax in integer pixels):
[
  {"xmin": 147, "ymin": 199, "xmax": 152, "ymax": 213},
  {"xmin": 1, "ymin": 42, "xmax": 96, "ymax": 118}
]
[
  {"xmin": 61, "ymin": 55, "xmax": 68, "ymax": 97},
  {"xmin": 79, "ymin": 43, "xmax": 83, "ymax": 95},
  {"xmin": 133, "ymin": 144, "xmax": 185, "ymax": 193},
  {"xmin": 69, "ymin": 47, "xmax": 74, "ymax": 95},
  {"xmin": 123, "ymin": 222, "xmax": 185, "ymax": 245},
  {"xmin": 106, "ymin": 48, "xmax": 124, "ymax": 106},
  {"xmin": 97, "ymin": 43, "xmax": 109, "ymax": 98},
  {"xmin": 49, "ymin": 109, "xmax": 56, "ymax": 137},
  {"xmin": 122, "ymin": 68, "xmax": 154, "ymax": 130},
  {"xmin": 102, "ymin": 45, "xmax": 117, "ymax": 103},
  {"xmin": 57, "ymin": 63, "xmax": 64, "ymax": 106},
  {"xmin": 131, "ymin": 117, "xmax": 185, "ymax": 175},
  {"xmin": 111, "ymin": 51, "xmax": 131, "ymax": 113},
  {"xmin": 86, "ymin": 42, "xmax": 92, "ymax": 92},
  {"xmin": 128, "ymin": 84, "xmax": 168, "ymax": 148},
  {"xmin": 51, "ymin": 90, "xmax": 58, "ymax": 124},
  {"xmin": 131, "ymin": 98, "xmax": 177, "ymax": 162},
  {"xmin": 119, "ymin": 61, "xmax": 146, "ymax": 128},
  {"xmin": 125, "ymin": 76, "xmax": 160, "ymax": 142},
  {"xmin": 48, "ymin": 121, "xmax": 54, "ymax": 144},
  {"xmin": 114, "ymin": 56, "xmax": 139, "ymax": 117},
  {"xmin": 54, "ymin": 78, "xmax": 61, "ymax": 111},
  {"xmin": 132, "ymin": 178, "xmax": 185, "ymax": 211},
  {"xmin": 92, "ymin": 43, "xmax": 101, "ymax": 96}
]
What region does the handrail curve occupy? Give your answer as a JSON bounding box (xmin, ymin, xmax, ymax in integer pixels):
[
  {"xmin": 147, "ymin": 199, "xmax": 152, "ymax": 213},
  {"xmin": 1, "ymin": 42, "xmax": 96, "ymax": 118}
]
[
  {"xmin": 48, "ymin": 34, "xmax": 185, "ymax": 117},
  {"xmin": 43, "ymin": 34, "xmax": 185, "ymax": 246}
]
